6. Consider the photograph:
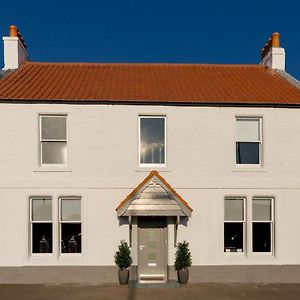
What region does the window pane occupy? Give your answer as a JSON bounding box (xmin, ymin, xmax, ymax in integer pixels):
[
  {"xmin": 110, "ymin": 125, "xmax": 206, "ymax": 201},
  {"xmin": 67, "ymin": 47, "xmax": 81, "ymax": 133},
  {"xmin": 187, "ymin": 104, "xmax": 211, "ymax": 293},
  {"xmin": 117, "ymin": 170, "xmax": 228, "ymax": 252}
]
[
  {"xmin": 236, "ymin": 119, "xmax": 259, "ymax": 142},
  {"xmin": 224, "ymin": 223, "xmax": 243, "ymax": 252},
  {"xmin": 61, "ymin": 223, "xmax": 81, "ymax": 253},
  {"xmin": 41, "ymin": 116, "xmax": 66, "ymax": 140},
  {"xmin": 140, "ymin": 117, "xmax": 165, "ymax": 164},
  {"xmin": 236, "ymin": 142, "xmax": 259, "ymax": 164},
  {"xmin": 41, "ymin": 142, "xmax": 67, "ymax": 164},
  {"xmin": 253, "ymin": 223, "xmax": 271, "ymax": 252},
  {"xmin": 32, "ymin": 198, "xmax": 52, "ymax": 221},
  {"xmin": 225, "ymin": 199, "xmax": 244, "ymax": 221},
  {"xmin": 61, "ymin": 199, "xmax": 81, "ymax": 221},
  {"xmin": 32, "ymin": 223, "xmax": 52, "ymax": 253},
  {"xmin": 253, "ymin": 199, "xmax": 272, "ymax": 221}
]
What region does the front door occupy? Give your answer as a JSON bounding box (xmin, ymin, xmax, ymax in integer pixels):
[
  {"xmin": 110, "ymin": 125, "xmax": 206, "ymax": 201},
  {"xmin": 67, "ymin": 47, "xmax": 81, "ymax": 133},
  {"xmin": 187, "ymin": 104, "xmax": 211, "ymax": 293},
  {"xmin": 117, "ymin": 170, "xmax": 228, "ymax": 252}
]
[{"xmin": 138, "ymin": 217, "xmax": 167, "ymax": 283}]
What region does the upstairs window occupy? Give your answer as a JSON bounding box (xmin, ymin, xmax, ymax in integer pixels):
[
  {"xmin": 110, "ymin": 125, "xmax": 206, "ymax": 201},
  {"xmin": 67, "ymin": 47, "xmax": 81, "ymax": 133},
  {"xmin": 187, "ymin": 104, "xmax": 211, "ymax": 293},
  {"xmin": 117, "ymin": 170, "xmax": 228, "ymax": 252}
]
[
  {"xmin": 40, "ymin": 115, "xmax": 67, "ymax": 165},
  {"xmin": 224, "ymin": 198, "xmax": 245, "ymax": 253},
  {"xmin": 139, "ymin": 116, "xmax": 166, "ymax": 166},
  {"xmin": 236, "ymin": 117, "xmax": 262, "ymax": 165}
]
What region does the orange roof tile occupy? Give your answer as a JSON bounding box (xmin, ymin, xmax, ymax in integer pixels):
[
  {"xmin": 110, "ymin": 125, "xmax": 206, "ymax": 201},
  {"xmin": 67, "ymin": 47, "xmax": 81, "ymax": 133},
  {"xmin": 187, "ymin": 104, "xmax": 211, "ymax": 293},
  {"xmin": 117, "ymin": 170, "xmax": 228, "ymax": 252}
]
[{"xmin": 0, "ymin": 62, "xmax": 300, "ymax": 104}]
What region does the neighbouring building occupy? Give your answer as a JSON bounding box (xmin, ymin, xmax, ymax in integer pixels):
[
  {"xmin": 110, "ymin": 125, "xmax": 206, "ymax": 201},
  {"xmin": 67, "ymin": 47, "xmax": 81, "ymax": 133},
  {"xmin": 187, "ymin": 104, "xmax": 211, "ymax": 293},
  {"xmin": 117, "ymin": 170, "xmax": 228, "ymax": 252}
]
[{"xmin": 1, "ymin": 25, "xmax": 300, "ymax": 284}]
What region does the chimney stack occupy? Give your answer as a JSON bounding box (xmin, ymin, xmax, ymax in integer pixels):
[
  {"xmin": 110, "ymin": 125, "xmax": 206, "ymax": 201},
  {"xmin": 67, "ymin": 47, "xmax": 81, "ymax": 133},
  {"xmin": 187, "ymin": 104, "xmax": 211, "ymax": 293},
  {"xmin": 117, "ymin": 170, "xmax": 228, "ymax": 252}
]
[
  {"xmin": 261, "ymin": 32, "xmax": 285, "ymax": 70},
  {"xmin": 2, "ymin": 25, "xmax": 29, "ymax": 70}
]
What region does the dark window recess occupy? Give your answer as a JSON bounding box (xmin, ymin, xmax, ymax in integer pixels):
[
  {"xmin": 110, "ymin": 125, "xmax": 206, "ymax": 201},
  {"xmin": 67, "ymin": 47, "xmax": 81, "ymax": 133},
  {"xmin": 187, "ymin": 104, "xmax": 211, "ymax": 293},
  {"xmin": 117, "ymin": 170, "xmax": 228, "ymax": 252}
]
[
  {"xmin": 253, "ymin": 223, "xmax": 271, "ymax": 252},
  {"xmin": 224, "ymin": 223, "xmax": 243, "ymax": 252},
  {"xmin": 32, "ymin": 223, "xmax": 52, "ymax": 253},
  {"xmin": 236, "ymin": 142, "xmax": 259, "ymax": 164},
  {"xmin": 61, "ymin": 223, "xmax": 81, "ymax": 253}
]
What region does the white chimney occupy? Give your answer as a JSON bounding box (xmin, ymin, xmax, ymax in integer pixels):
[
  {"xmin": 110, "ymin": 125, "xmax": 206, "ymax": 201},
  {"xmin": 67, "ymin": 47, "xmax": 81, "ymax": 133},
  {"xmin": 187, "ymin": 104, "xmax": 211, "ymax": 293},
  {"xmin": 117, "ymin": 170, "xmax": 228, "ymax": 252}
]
[
  {"xmin": 261, "ymin": 32, "xmax": 285, "ymax": 70},
  {"xmin": 2, "ymin": 25, "xmax": 29, "ymax": 70}
]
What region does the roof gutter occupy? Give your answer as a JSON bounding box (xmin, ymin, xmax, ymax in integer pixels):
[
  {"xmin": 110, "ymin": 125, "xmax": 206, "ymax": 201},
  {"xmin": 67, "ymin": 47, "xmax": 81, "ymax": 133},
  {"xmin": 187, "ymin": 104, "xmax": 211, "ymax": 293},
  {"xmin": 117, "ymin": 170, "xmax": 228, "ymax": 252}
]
[{"xmin": 1, "ymin": 99, "xmax": 300, "ymax": 108}]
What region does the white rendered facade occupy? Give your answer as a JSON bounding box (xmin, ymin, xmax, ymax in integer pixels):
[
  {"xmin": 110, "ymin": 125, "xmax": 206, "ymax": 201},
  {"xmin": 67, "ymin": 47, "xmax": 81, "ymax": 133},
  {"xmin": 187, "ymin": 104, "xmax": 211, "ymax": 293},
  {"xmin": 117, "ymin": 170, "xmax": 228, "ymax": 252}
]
[{"xmin": 1, "ymin": 103, "xmax": 300, "ymax": 283}]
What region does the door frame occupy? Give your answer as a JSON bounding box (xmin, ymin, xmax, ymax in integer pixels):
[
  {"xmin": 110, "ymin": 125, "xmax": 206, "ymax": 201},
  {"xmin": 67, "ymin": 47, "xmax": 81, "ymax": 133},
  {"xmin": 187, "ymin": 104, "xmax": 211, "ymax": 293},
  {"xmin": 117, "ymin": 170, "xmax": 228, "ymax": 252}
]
[{"xmin": 137, "ymin": 217, "xmax": 168, "ymax": 284}]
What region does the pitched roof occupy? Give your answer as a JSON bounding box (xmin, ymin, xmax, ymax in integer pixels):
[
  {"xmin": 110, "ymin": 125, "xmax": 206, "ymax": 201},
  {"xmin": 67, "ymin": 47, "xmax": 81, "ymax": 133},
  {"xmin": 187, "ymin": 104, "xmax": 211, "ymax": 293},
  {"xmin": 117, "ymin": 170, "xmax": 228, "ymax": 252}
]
[
  {"xmin": 116, "ymin": 170, "xmax": 193, "ymax": 216},
  {"xmin": 0, "ymin": 69, "xmax": 10, "ymax": 80},
  {"xmin": 0, "ymin": 62, "xmax": 300, "ymax": 105}
]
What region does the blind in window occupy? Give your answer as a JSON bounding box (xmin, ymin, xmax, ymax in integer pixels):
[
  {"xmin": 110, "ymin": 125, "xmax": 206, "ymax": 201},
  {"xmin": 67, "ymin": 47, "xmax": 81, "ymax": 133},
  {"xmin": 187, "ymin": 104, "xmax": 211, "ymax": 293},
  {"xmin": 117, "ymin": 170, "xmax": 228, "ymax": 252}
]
[
  {"xmin": 253, "ymin": 199, "xmax": 272, "ymax": 221},
  {"xmin": 225, "ymin": 199, "xmax": 244, "ymax": 221},
  {"xmin": 236, "ymin": 119, "xmax": 260, "ymax": 142}
]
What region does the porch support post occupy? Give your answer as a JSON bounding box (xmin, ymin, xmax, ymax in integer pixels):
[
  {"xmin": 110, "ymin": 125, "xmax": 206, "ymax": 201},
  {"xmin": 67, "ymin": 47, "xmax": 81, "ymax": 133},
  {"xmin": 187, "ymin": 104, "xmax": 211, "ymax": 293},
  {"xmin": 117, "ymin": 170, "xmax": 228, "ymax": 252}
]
[
  {"xmin": 174, "ymin": 216, "xmax": 180, "ymax": 247},
  {"xmin": 129, "ymin": 216, "xmax": 132, "ymax": 247}
]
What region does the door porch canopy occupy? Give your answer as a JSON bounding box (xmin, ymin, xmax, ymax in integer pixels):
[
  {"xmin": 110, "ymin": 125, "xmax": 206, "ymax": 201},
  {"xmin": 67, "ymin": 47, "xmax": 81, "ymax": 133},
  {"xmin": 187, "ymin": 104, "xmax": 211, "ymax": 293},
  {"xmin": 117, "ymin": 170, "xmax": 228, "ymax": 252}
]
[{"xmin": 116, "ymin": 171, "xmax": 192, "ymax": 218}]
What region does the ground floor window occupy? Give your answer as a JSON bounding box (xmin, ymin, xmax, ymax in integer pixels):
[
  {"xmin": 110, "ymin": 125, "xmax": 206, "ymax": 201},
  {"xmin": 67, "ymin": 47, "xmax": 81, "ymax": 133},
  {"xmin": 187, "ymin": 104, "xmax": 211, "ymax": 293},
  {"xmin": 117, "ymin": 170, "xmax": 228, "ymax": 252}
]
[
  {"xmin": 252, "ymin": 198, "xmax": 274, "ymax": 253},
  {"xmin": 60, "ymin": 197, "xmax": 82, "ymax": 253},
  {"xmin": 30, "ymin": 197, "xmax": 53, "ymax": 254},
  {"xmin": 30, "ymin": 196, "xmax": 82, "ymax": 255},
  {"xmin": 224, "ymin": 198, "xmax": 245, "ymax": 253},
  {"xmin": 224, "ymin": 196, "xmax": 274, "ymax": 255}
]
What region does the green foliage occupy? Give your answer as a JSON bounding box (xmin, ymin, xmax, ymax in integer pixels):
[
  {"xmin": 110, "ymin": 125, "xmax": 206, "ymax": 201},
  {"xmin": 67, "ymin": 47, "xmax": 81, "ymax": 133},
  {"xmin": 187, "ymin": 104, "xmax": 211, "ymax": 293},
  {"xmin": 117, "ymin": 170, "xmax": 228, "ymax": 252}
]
[
  {"xmin": 114, "ymin": 240, "xmax": 132, "ymax": 270},
  {"xmin": 174, "ymin": 241, "xmax": 192, "ymax": 270}
]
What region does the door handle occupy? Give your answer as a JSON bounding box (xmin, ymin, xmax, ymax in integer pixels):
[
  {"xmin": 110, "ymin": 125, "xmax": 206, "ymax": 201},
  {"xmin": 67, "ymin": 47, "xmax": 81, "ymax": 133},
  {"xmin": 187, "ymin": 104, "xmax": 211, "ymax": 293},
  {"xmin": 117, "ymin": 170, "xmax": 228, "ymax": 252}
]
[{"xmin": 139, "ymin": 245, "xmax": 145, "ymax": 250}]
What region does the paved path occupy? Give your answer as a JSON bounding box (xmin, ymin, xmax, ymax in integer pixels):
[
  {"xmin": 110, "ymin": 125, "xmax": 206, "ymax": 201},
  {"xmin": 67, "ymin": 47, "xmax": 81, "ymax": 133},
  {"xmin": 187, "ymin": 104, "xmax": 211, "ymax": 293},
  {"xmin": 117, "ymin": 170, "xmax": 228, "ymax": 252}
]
[{"xmin": 0, "ymin": 283, "xmax": 300, "ymax": 300}]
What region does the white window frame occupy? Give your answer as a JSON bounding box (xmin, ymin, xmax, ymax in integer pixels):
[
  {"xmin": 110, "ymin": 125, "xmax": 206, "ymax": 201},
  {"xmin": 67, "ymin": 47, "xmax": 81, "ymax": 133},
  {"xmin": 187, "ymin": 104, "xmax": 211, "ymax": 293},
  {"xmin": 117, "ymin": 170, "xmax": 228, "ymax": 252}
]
[
  {"xmin": 39, "ymin": 114, "xmax": 68, "ymax": 167},
  {"xmin": 252, "ymin": 197, "xmax": 274, "ymax": 254},
  {"xmin": 235, "ymin": 117, "xmax": 262, "ymax": 166},
  {"xmin": 224, "ymin": 197, "xmax": 246, "ymax": 254},
  {"xmin": 59, "ymin": 196, "xmax": 82, "ymax": 255},
  {"xmin": 138, "ymin": 115, "xmax": 167, "ymax": 167},
  {"xmin": 29, "ymin": 196, "xmax": 53, "ymax": 256}
]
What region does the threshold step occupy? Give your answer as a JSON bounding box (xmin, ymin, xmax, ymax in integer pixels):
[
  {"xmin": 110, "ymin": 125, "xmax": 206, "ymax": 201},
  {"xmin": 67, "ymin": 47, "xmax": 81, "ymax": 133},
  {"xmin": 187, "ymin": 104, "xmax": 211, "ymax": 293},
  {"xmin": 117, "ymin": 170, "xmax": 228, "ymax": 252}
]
[
  {"xmin": 128, "ymin": 280, "xmax": 180, "ymax": 288},
  {"xmin": 139, "ymin": 274, "xmax": 165, "ymax": 279}
]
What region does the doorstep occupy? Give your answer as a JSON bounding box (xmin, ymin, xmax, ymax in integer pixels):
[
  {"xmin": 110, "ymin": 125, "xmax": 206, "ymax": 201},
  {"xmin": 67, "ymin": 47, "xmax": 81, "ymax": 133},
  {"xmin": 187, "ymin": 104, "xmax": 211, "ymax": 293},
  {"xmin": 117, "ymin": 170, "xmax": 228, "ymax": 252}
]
[{"xmin": 128, "ymin": 280, "xmax": 180, "ymax": 288}]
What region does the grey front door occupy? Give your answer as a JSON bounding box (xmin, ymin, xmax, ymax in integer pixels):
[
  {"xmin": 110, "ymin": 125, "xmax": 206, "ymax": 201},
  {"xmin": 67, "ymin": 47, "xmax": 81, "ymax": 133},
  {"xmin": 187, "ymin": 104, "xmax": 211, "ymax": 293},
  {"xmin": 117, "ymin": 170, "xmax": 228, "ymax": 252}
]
[{"xmin": 138, "ymin": 217, "xmax": 167, "ymax": 283}]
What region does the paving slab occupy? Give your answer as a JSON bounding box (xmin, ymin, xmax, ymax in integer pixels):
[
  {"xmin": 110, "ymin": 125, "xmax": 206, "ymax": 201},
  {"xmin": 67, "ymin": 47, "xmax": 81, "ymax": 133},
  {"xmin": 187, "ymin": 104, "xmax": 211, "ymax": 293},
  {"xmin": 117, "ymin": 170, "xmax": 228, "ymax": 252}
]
[{"xmin": 0, "ymin": 283, "xmax": 300, "ymax": 300}]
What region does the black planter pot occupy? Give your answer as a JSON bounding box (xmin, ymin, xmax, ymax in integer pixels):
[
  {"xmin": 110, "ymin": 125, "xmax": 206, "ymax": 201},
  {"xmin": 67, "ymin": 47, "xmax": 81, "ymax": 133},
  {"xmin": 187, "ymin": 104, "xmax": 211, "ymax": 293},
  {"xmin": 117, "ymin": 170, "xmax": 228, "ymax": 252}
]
[
  {"xmin": 177, "ymin": 269, "xmax": 189, "ymax": 284},
  {"xmin": 118, "ymin": 269, "xmax": 130, "ymax": 285}
]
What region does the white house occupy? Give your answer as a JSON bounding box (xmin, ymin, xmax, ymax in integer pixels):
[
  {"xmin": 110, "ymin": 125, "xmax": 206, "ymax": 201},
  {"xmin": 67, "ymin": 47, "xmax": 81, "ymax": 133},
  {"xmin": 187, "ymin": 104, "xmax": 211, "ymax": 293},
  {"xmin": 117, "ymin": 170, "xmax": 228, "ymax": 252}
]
[{"xmin": 1, "ymin": 25, "xmax": 300, "ymax": 284}]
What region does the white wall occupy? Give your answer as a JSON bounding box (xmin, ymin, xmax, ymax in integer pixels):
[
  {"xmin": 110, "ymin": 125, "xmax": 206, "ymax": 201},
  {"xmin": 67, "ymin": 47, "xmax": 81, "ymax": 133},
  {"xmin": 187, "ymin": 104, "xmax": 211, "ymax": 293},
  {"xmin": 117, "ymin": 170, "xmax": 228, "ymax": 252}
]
[{"xmin": 1, "ymin": 104, "xmax": 300, "ymax": 266}]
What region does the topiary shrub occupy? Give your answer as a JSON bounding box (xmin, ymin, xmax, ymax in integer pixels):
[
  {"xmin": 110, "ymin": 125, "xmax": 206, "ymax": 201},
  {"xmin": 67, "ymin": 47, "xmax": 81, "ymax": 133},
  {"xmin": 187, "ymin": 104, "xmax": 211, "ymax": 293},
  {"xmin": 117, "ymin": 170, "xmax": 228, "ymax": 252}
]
[
  {"xmin": 114, "ymin": 240, "xmax": 132, "ymax": 270},
  {"xmin": 174, "ymin": 241, "xmax": 192, "ymax": 270}
]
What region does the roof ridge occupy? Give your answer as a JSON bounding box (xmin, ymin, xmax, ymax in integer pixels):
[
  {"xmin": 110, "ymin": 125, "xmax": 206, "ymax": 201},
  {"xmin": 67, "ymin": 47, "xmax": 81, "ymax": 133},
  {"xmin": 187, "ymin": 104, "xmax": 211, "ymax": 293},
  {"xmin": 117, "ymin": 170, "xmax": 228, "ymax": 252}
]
[{"xmin": 22, "ymin": 61, "xmax": 263, "ymax": 68}]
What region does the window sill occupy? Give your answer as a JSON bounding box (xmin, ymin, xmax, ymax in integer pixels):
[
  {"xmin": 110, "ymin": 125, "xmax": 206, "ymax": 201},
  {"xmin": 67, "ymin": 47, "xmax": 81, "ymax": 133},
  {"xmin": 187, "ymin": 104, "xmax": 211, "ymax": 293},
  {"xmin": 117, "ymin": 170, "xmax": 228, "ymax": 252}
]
[
  {"xmin": 59, "ymin": 253, "xmax": 83, "ymax": 259},
  {"xmin": 135, "ymin": 168, "xmax": 171, "ymax": 173},
  {"xmin": 224, "ymin": 252, "xmax": 245, "ymax": 256},
  {"xmin": 232, "ymin": 165, "xmax": 268, "ymax": 173},
  {"xmin": 34, "ymin": 167, "xmax": 72, "ymax": 173},
  {"xmin": 139, "ymin": 163, "xmax": 167, "ymax": 168},
  {"xmin": 251, "ymin": 252, "xmax": 274, "ymax": 256},
  {"xmin": 29, "ymin": 253, "xmax": 54, "ymax": 258}
]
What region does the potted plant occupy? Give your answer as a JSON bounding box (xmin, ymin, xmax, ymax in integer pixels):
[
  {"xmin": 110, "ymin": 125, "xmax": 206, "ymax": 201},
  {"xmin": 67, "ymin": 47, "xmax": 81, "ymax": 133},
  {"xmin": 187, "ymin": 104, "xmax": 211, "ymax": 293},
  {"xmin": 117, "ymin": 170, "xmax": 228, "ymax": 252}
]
[
  {"xmin": 174, "ymin": 241, "xmax": 192, "ymax": 284},
  {"xmin": 114, "ymin": 240, "xmax": 132, "ymax": 285}
]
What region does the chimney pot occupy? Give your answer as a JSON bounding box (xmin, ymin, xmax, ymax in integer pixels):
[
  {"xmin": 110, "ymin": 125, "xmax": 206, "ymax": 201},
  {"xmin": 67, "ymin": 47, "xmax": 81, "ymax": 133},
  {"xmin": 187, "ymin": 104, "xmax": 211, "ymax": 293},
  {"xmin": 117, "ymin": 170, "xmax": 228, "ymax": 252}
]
[
  {"xmin": 272, "ymin": 32, "xmax": 280, "ymax": 47},
  {"xmin": 9, "ymin": 25, "xmax": 18, "ymax": 37}
]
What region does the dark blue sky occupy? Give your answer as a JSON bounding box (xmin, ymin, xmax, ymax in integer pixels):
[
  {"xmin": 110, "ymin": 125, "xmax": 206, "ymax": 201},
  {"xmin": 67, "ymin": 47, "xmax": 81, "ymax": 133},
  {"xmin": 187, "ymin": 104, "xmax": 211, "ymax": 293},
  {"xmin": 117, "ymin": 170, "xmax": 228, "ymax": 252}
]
[{"xmin": 1, "ymin": 0, "xmax": 300, "ymax": 78}]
